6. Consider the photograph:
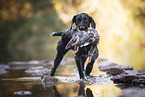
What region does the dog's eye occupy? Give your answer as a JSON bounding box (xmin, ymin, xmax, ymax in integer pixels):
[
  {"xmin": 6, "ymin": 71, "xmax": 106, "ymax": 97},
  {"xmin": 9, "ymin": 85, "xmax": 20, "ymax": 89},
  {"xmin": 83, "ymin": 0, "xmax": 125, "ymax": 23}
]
[{"xmin": 76, "ymin": 18, "xmax": 81, "ymax": 22}]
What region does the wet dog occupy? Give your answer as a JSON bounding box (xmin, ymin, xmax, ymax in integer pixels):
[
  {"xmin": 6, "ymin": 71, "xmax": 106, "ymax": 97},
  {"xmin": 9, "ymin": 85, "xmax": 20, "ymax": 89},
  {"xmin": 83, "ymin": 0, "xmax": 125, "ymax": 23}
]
[{"xmin": 50, "ymin": 13, "xmax": 99, "ymax": 79}]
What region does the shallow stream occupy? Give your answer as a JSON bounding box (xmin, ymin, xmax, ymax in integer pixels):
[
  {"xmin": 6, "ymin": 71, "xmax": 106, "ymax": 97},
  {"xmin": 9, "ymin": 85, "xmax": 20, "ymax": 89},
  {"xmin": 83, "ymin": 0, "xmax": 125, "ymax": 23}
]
[{"xmin": 0, "ymin": 56, "xmax": 124, "ymax": 97}]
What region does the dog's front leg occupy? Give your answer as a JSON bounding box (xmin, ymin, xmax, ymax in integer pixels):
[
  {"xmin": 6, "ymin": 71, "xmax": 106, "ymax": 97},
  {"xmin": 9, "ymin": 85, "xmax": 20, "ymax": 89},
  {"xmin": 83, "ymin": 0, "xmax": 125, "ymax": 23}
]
[
  {"xmin": 85, "ymin": 47, "xmax": 99, "ymax": 77},
  {"xmin": 50, "ymin": 40, "xmax": 69, "ymax": 76},
  {"xmin": 75, "ymin": 54, "xmax": 85, "ymax": 79}
]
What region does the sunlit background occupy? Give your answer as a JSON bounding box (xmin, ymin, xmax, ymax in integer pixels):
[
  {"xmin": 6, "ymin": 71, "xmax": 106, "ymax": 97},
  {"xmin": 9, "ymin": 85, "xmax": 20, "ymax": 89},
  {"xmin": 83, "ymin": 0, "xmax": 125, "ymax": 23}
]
[{"xmin": 0, "ymin": 0, "xmax": 145, "ymax": 71}]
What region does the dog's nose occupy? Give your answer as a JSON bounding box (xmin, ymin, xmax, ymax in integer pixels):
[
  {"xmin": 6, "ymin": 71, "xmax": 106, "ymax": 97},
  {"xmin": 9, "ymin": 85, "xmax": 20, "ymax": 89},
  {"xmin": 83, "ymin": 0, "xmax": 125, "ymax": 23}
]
[{"xmin": 79, "ymin": 25, "xmax": 86, "ymax": 31}]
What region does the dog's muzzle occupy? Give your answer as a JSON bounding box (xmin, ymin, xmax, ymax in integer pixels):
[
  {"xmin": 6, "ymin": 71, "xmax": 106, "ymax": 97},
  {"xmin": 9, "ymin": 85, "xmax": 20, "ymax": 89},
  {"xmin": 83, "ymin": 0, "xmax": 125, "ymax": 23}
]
[{"xmin": 79, "ymin": 25, "xmax": 86, "ymax": 31}]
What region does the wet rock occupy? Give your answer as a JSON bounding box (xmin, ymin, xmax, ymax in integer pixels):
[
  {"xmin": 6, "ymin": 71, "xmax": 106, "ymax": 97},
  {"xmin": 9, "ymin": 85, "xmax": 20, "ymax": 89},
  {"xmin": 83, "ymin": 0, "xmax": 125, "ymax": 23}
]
[
  {"xmin": 8, "ymin": 60, "xmax": 41, "ymax": 65},
  {"xmin": 25, "ymin": 67, "xmax": 50, "ymax": 74},
  {"xmin": 0, "ymin": 69, "xmax": 8, "ymax": 75},
  {"xmin": 8, "ymin": 61, "xmax": 42, "ymax": 70},
  {"xmin": 111, "ymin": 74, "xmax": 139, "ymax": 84},
  {"xmin": 0, "ymin": 64, "xmax": 10, "ymax": 69},
  {"xmin": 41, "ymin": 76, "xmax": 58, "ymax": 87},
  {"xmin": 120, "ymin": 88, "xmax": 145, "ymax": 97},
  {"xmin": 14, "ymin": 91, "xmax": 32, "ymax": 95},
  {"xmin": 110, "ymin": 69, "xmax": 145, "ymax": 85},
  {"xmin": 99, "ymin": 63, "xmax": 133, "ymax": 73},
  {"xmin": 98, "ymin": 61, "xmax": 119, "ymax": 71},
  {"xmin": 0, "ymin": 64, "xmax": 10, "ymax": 75},
  {"xmin": 97, "ymin": 56, "xmax": 108, "ymax": 63},
  {"xmin": 41, "ymin": 76, "xmax": 58, "ymax": 82},
  {"xmin": 132, "ymin": 79, "xmax": 145, "ymax": 86},
  {"xmin": 97, "ymin": 57, "xmax": 145, "ymax": 86},
  {"xmin": 124, "ymin": 70, "xmax": 142, "ymax": 75},
  {"xmin": 139, "ymin": 75, "xmax": 145, "ymax": 79},
  {"xmin": 123, "ymin": 66, "xmax": 134, "ymax": 70},
  {"xmin": 106, "ymin": 67, "xmax": 124, "ymax": 76}
]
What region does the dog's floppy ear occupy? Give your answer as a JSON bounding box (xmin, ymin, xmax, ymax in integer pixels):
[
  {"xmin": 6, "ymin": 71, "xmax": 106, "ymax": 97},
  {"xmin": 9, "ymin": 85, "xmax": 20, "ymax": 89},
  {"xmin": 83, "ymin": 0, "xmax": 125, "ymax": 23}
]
[
  {"xmin": 70, "ymin": 15, "xmax": 76, "ymax": 30},
  {"xmin": 89, "ymin": 17, "xmax": 96, "ymax": 29}
]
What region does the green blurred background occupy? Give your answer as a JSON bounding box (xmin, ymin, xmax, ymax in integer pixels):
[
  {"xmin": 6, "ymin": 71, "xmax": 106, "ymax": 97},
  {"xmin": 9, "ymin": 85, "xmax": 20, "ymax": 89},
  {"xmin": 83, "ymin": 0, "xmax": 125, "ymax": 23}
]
[{"xmin": 0, "ymin": 0, "xmax": 145, "ymax": 71}]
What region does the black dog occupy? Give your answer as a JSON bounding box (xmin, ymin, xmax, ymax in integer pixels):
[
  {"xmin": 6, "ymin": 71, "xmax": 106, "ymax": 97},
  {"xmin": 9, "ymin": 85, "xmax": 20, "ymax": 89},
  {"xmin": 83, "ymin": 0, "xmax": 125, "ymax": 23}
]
[{"xmin": 50, "ymin": 13, "xmax": 99, "ymax": 79}]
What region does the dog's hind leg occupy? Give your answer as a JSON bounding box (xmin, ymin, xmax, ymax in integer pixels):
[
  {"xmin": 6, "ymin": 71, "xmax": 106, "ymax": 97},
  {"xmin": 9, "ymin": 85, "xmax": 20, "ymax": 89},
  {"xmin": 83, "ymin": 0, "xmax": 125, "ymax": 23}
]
[{"xmin": 50, "ymin": 40, "xmax": 69, "ymax": 76}]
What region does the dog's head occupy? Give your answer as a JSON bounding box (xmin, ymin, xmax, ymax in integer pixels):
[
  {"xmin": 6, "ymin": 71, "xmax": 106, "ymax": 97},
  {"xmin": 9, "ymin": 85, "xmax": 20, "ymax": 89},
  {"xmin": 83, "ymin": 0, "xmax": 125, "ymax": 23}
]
[{"xmin": 70, "ymin": 13, "xmax": 96, "ymax": 31}]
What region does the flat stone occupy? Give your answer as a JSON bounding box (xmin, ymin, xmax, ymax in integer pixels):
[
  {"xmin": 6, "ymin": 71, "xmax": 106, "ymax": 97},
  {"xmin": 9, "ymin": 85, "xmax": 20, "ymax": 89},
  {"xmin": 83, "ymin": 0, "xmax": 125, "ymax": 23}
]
[
  {"xmin": 0, "ymin": 69, "xmax": 8, "ymax": 75},
  {"xmin": 106, "ymin": 67, "xmax": 124, "ymax": 76},
  {"xmin": 25, "ymin": 67, "xmax": 50, "ymax": 74},
  {"xmin": 132, "ymin": 78, "xmax": 145, "ymax": 86},
  {"xmin": 14, "ymin": 91, "xmax": 32, "ymax": 95},
  {"xmin": 0, "ymin": 64, "xmax": 10, "ymax": 69},
  {"xmin": 111, "ymin": 74, "xmax": 139, "ymax": 84},
  {"xmin": 98, "ymin": 62, "xmax": 119, "ymax": 72},
  {"xmin": 120, "ymin": 88, "xmax": 145, "ymax": 97},
  {"xmin": 123, "ymin": 66, "xmax": 134, "ymax": 70}
]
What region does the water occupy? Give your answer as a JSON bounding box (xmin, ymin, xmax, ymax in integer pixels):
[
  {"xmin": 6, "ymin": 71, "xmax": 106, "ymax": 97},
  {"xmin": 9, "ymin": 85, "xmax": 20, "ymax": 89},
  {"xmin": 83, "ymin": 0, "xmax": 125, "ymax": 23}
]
[
  {"xmin": 0, "ymin": 43, "xmax": 145, "ymax": 97},
  {"xmin": 0, "ymin": 54, "xmax": 123, "ymax": 97}
]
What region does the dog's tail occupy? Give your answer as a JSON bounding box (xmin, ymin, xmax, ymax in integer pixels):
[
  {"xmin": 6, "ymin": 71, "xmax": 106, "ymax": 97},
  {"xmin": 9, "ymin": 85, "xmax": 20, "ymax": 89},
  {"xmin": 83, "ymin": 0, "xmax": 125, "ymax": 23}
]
[{"xmin": 50, "ymin": 32, "xmax": 63, "ymax": 36}]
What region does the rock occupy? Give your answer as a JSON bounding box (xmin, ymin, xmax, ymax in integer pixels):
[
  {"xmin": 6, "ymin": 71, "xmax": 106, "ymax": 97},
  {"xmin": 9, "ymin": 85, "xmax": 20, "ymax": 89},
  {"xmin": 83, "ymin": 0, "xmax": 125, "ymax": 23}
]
[
  {"xmin": 0, "ymin": 69, "xmax": 8, "ymax": 75},
  {"xmin": 106, "ymin": 67, "xmax": 124, "ymax": 76},
  {"xmin": 41, "ymin": 76, "xmax": 58, "ymax": 82},
  {"xmin": 97, "ymin": 57, "xmax": 108, "ymax": 63},
  {"xmin": 14, "ymin": 91, "xmax": 32, "ymax": 95},
  {"xmin": 97, "ymin": 57, "xmax": 145, "ymax": 86},
  {"xmin": 111, "ymin": 74, "xmax": 139, "ymax": 84},
  {"xmin": 139, "ymin": 75, "xmax": 145, "ymax": 79},
  {"xmin": 41, "ymin": 76, "xmax": 58, "ymax": 87},
  {"xmin": 98, "ymin": 61, "xmax": 119, "ymax": 72},
  {"xmin": 132, "ymin": 79, "xmax": 145, "ymax": 86},
  {"xmin": 111, "ymin": 70, "xmax": 145, "ymax": 86},
  {"xmin": 123, "ymin": 66, "xmax": 134, "ymax": 70},
  {"xmin": 0, "ymin": 64, "xmax": 10, "ymax": 75},
  {"xmin": 99, "ymin": 64, "xmax": 133, "ymax": 73},
  {"xmin": 25, "ymin": 67, "xmax": 50, "ymax": 74},
  {"xmin": 8, "ymin": 60, "xmax": 41, "ymax": 65},
  {"xmin": 120, "ymin": 88, "xmax": 145, "ymax": 97},
  {"xmin": 8, "ymin": 61, "xmax": 42, "ymax": 70},
  {"xmin": 124, "ymin": 70, "xmax": 142, "ymax": 75},
  {"xmin": 0, "ymin": 64, "xmax": 10, "ymax": 69}
]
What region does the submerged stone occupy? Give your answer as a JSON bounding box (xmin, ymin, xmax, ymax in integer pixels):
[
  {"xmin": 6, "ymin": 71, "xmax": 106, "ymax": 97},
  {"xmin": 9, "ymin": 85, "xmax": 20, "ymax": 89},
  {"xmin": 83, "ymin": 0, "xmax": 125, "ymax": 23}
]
[{"xmin": 14, "ymin": 91, "xmax": 32, "ymax": 95}]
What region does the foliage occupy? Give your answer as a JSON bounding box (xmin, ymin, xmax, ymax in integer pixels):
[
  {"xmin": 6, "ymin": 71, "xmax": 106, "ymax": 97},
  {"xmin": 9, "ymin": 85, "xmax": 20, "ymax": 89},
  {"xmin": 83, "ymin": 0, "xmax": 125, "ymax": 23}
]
[
  {"xmin": 0, "ymin": 0, "xmax": 65, "ymax": 49},
  {"xmin": 0, "ymin": 0, "xmax": 145, "ymax": 57}
]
